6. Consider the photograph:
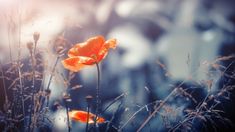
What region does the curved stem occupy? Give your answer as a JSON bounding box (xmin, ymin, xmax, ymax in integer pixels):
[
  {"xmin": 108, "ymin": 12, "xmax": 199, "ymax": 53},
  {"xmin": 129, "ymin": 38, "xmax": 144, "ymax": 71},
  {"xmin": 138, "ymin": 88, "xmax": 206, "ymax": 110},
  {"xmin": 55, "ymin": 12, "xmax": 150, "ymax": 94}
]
[
  {"xmin": 94, "ymin": 63, "xmax": 100, "ymax": 130},
  {"xmin": 45, "ymin": 56, "xmax": 60, "ymax": 107},
  {"xmin": 119, "ymin": 100, "xmax": 161, "ymax": 130},
  {"xmin": 101, "ymin": 93, "xmax": 126, "ymax": 115}
]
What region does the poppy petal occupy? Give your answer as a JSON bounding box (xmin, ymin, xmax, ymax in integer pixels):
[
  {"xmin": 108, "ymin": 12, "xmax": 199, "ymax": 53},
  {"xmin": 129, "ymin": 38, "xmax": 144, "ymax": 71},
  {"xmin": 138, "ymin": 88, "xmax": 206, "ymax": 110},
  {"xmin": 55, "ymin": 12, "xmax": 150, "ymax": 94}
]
[
  {"xmin": 105, "ymin": 38, "xmax": 117, "ymax": 49},
  {"xmin": 69, "ymin": 110, "xmax": 105, "ymax": 124},
  {"xmin": 96, "ymin": 117, "xmax": 105, "ymax": 123},
  {"xmin": 69, "ymin": 110, "xmax": 92, "ymax": 123},
  {"xmin": 97, "ymin": 38, "xmax": 117, "ymax": 62},
  {"xmin": 61, "ymin": 57, "xmax": 95, "ymax": 72},
  {"xmin": 68, "ymin": 36, "xmax": 105, "ymax": 57}
]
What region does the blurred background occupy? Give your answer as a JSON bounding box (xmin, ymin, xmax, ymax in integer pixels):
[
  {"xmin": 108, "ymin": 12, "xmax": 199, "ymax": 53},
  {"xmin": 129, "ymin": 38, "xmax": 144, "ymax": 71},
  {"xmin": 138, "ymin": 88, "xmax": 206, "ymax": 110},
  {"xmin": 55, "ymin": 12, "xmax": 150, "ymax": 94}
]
[{"xmin": 0, "ymin": 0, "xmax": 235, "ymax": 131}]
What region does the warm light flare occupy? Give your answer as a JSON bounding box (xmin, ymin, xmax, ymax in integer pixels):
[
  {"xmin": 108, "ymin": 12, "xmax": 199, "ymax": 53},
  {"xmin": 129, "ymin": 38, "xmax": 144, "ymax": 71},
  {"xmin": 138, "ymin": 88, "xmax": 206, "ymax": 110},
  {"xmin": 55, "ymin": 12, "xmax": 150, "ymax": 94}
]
[{"xmin": 0, "ymin": 0, "xmax": 16, "ymax": 7}]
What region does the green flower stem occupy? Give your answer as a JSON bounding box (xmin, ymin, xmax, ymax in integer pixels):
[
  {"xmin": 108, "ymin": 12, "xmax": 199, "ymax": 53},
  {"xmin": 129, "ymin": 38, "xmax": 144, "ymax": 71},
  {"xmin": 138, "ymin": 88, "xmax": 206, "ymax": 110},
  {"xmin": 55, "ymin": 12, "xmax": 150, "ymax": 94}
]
[{"xmin": 94, "ymin": 63, "xmax": 100, "ymax": 130}]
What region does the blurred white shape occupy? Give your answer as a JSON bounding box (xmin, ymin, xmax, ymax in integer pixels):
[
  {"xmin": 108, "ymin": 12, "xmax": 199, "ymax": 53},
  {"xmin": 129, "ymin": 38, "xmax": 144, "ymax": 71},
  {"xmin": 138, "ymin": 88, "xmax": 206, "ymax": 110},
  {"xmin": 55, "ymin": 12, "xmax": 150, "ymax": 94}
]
[
  {"xmin": 115, "ymin": 1, "xmax": 137, "ymax": 18},
  {"xmin": 96, "ymin": 0, "xmax": 113, "ymax": 24},
  {"xmin": 20, "ymin": 0, "xmax": 80, "ymax": 48},
  {"xmin": 108, "ymin": 24, "xmax": 152, "ymax": 69},
  {"xmin": 0, "ymin": 0, "xmax": 81, "ymax": 60},
  {"xmin": 80, "ymin": 66, "xmax": 97, "ymax": 84},
  {"xmin": 115, "ymin": 0, "xmax": 160, "ymax": 18},
  {"xmin": 52, "ymin": 109, "xmax": 67, "ymax": 131},
  {"xmin": 155, "ymin": 0, "xmax": 222, "ymax": 82},
  {"xmin": 22, "ymin": 14, "xmax": 63, "ymax": 48},
  {"xmin": 176, "ymin": 0, "xmax": 198, "ymax": 28},
  {"xmin": 202, "ymin": 30, "xmax": 216, "ymax": 42},
  {"xmin": 156, "ymin": 27, "xmax": 199, "ymax": 80}
]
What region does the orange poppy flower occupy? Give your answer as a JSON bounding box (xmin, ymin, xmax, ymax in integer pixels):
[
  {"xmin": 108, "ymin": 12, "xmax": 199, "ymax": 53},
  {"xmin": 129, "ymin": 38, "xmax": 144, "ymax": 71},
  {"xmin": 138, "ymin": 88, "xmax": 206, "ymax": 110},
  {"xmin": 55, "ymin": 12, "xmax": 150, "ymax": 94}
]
[
  {"xmin": 69, "ymin": 110, "xmax": 105, "ymax": 124},
  {"xmin": 62, "ymin": 35, "xmax": 117, "ymax": 72}
]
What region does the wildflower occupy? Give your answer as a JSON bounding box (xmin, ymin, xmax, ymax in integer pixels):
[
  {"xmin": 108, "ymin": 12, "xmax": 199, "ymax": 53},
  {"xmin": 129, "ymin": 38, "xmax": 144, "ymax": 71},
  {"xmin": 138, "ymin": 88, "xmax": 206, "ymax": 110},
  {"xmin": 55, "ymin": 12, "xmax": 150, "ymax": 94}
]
[
  {"xmin": 69, "ymin": 110, "xmax": 105, "ymax": 124},
  {"xmin": 62, "ymin": 35, "xmax": 117, "ymax": 72}
]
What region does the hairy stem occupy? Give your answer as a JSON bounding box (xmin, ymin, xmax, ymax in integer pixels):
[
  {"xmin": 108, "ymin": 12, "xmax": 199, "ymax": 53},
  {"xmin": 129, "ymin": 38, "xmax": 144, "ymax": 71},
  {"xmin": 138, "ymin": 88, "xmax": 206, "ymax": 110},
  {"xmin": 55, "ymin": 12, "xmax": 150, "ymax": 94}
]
[{"xmin": 94, "ymin": 63, "xmax": 101, "ymax": 130}]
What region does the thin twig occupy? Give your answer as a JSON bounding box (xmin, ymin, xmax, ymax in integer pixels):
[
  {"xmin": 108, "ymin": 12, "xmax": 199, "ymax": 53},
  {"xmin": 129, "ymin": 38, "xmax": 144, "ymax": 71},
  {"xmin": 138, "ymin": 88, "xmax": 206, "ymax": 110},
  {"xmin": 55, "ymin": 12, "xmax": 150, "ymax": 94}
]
[
  {"xmin": 101, "ymin": 93, "xmax": 126, "ymax": 114},
  {"xmin": 105, "ymin": 102, "xmax": 123, "ymax": 132},
  {"xmin": 45, "ymin": 56, "xmax": 60, "ymax": 107},
  {"xmin": 119, "ymin": 100, "xmax": 161, "ymax": 130},
  {"xmin": 137, "ymin": 89, "xmax": 176, "ymax": 132}
]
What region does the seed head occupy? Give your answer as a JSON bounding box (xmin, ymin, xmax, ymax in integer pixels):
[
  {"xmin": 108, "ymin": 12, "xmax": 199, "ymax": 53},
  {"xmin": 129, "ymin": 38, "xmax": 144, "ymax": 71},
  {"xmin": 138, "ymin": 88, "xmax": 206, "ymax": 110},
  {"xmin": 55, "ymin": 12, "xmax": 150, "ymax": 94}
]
[
  {"xmin": 85, "ymin": 95, "xmax": 93, "ymax": 103},
  {"xmin": 56, "ymin": 46, "xmax": 64, "ymax": 55},
  {"xmin": 45, "ymin": 89, "xmax": 51, "ymax": 97},
  {"xmin": 33, "ymin": 32, "xmax": 40, "ymax": 43},
  {"xmin": 27, "ymin": 41, "xmax": 34, "ymax": 54},
  {"xmin": 63, "ymin": 93, "xmax": 72, "ymax": 102}
]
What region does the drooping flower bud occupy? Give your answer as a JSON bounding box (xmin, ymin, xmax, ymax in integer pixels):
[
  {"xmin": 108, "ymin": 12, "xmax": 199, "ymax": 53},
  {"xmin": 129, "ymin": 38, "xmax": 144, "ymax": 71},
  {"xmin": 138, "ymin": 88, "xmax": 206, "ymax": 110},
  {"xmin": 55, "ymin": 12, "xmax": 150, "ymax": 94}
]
[
  {"xmin": 56, "ymin": 46, "xmax": 64, "ymax": 55},
  {"xmin": 27, "ymin": 41, "xmax": 34, "ymax": 54},
  {"xmin": 45, "ymin": 89, "xmax": 51, "ymax": 97},
  {"xmin": 63, "ymin": 93, "xmax": 72, "ymax": 102},
  {"xmin": 33, "ymin": 32, "xmax": 40, "ymax": 43},
  {"xmin": 85, "ymin": 95, "xmax": 93, "ymax": 104}
]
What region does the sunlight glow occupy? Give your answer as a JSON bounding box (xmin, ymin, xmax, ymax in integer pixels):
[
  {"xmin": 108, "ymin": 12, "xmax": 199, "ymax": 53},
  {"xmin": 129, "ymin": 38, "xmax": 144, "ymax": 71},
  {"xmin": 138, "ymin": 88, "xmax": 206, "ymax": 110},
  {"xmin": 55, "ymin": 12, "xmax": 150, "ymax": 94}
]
[{"xmin": 0, "ymin": 0, "xmax": 15, "ymax": 7}]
